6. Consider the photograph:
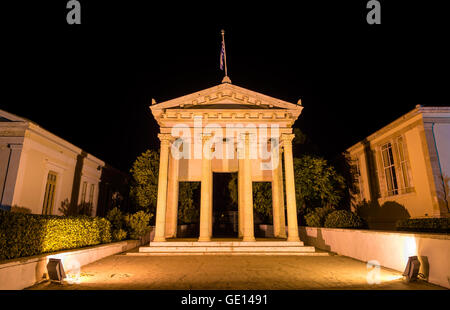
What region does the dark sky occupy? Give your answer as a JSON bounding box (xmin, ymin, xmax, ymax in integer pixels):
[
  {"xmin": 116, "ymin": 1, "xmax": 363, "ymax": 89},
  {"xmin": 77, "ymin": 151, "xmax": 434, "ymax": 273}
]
[{"xmin": 2, "ymin": 1, "xmax": 446, "ymax": 172}]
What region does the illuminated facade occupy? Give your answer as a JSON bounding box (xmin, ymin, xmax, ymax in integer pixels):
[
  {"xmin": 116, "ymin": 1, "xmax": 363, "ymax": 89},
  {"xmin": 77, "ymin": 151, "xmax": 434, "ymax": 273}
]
[
  {"xmin": 0, "ymin": 109, "xmax": 104, "ymax": 215},
  {"xmin": 149, "ymin": 80, "xmax": 304, "ymax": 242},
  {"xmin": 348, "ymin": 105, "xmax": 450, "ymax": 229}
]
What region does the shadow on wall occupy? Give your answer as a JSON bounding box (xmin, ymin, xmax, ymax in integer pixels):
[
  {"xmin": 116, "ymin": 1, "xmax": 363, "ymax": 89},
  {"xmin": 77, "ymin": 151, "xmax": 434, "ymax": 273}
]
[
  {"xmin": 298, "ymin": 227, "xmax": 332, "ymax": 252},
  {"xmin": 355, "ymin": 200, "xmax": 410, "ymax": 230}
]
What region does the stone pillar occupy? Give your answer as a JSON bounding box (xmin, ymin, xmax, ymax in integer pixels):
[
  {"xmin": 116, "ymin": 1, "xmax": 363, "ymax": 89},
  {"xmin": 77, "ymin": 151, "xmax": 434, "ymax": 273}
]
[
  {"xmin": 153, "ymin": 134, "xmax": 172, "ymax": 242},
  {"xmin": 272, "ymin": 140, "xmax": 286, "ymax": 238},
  {"xmin": 199, "ymin": 134, "xmax": 213, "ymax": 241},
  {"xmin": 165, "ymin": 152, "xmax": 179, "ymax": 238},
  {"xmin": 0, "ymin": 144, "xmax": 23, "ymax": 208},
  {"xmin": 242, "ymin": 133, "xmax": 255, "ymax": 242},
  {"xmin": 282, "ymin": 133, "xmax": 300, "ymax": 242},
  {"xmin": 238, "ymin": 146, "xmax": 244, "ymax": 238}
]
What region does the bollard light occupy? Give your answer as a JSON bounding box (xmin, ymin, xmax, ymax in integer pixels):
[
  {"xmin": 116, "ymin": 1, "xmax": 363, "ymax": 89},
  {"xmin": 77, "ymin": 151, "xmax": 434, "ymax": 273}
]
[
  {"xmin": 403, "ymin": 256, "xmax": 420, "ymax": 282},
  {"xmin": 47, "ymin": 258, "xmax": 66, "ymax": 282}
]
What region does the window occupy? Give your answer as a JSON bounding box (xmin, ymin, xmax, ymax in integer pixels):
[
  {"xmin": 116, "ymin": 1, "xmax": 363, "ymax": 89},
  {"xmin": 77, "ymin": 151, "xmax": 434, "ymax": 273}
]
[
  {"xmin": 381, "ymin": 142, "xmax": 399, "ymax": 196},
  {"xmin": 354, "ymin": 158, "xmax": 365, "ymax": 201},
  {"xmin": 89, "ymin": 184, "xmax": 95, "ymax": 204},
  {"xmin": 42, "ymin": 171, "xmax": 57, "ymax": 215},
  {"xmin": 397, "ymin": 136, "xmax": 413, "ymax": 192},
  {"xmin": 81, "ymin": 181, "xmax": 87, "ymax": 203}
]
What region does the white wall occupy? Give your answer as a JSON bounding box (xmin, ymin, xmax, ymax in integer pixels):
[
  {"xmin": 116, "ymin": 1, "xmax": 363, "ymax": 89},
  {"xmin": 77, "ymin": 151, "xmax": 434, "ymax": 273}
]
[{"xmin": 299, "ymin": 226, "xmax": 450, "ymax": 288}]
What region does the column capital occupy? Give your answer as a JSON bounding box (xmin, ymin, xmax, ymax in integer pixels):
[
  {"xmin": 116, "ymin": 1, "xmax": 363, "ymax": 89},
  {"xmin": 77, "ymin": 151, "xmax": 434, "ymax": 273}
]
[
  {"xmin": 280, "ymin": 133, "xmax": 295, "ymax": 145},
  {"xmin": 158, "ymin": 133, "xmax": 174, "ymax": 145}
]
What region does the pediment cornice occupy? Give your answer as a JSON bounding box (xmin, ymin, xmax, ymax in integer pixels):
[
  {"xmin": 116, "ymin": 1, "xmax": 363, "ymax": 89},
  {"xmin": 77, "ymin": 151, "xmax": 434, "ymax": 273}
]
[
  {"xmin": 151, "ymin": 83, "xmax": 301, "ymax": 111},
  {"xmin": 150, "ymin": 82, "xmax": 303, "ymax": 126}
]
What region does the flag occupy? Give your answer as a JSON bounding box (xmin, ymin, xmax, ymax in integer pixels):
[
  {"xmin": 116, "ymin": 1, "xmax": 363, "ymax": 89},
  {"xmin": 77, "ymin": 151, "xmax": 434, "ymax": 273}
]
[{"xmin": 220, "ymin": 40, "xmax": 225, "ymax": 70}]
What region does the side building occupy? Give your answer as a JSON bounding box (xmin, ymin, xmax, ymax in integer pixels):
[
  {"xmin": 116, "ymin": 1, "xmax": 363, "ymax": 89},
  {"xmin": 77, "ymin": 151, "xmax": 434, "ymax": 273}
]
[
  {"xmin": 347, "ymin": 105, "xmax": 450, "ymax": 229},
  {"xmin": 0, "ymin": 109, "xmax": 115, "ymax": 216}
]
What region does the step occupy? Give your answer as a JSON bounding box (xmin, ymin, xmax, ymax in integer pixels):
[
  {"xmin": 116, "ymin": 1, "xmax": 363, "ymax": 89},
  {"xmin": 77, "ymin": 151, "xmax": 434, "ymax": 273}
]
[
  {"xmin": 148, "ymin": 241, "xmax": 304, "ymax": 247},
  {"xmin": 128, "ymin": 251, "xmax": 329, "ymax": 256},
  {"xmin": 139, "ymin": 246, "xmax": 315, "ymax": 253}
]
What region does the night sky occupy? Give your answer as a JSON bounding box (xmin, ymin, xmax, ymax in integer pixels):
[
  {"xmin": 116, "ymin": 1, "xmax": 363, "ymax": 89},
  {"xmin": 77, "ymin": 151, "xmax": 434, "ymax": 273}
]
[{"xmin": 3, "ymin": 1, "xmax": 446, "ymax": 172}]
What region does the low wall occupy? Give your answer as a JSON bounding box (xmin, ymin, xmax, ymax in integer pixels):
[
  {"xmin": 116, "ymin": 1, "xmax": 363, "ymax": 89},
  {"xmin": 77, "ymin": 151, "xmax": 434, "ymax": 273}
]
[
  {"xmin": 299, "ymin": 226, "xmax": 450, "ymax": 289},
  {"xmin": 0, "ymin": 239, "xmax": 145, "ymax": 290}
]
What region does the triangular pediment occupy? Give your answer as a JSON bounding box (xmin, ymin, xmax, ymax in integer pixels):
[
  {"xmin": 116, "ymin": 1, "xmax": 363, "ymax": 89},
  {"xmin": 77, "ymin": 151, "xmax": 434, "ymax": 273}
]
[
  {"xmin": 0, "ymin": 109, "xmax": 29, "ymax": 123},
  {"xmin": 150, "ymin": 82, "xmax": 302, "ymax": 111}
]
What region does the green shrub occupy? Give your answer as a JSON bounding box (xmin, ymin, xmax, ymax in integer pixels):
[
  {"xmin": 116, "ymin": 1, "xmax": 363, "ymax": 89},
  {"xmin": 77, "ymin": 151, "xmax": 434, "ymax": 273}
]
[
  {"xmin": 10, "ymin": 205, "xmax": 32, "ymax": 214},
  {"xmin": 106, "ymin": 207, "xmax": 124, "ymax": 230},
  {"xmin": 0, "ymin": 210, "xmax": 112, "ymax": 260},
  {"xmin": 305, "ymin": 206, "xmax": 336, "ymax": 227},
  {"xmin": 124, "ymin": 211, "xmax": 152, "ymax": 240},
  {"xmin": 112, "ymin": 229, "xmax": 128, "ymax": 241},
  {"xmin": 396, "ymin": 218, "xmax": 449, "ymax": 233},
  {"xmin": 324, "ymin": 210, "xmax": 365, "ymax": 229}
]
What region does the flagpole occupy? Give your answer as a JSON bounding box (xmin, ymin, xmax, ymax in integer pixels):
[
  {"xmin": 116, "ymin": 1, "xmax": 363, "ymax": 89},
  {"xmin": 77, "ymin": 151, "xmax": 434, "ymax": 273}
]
[{"xmin": 221, "ymin": 29, "xmax": 228, "ymax": 77}]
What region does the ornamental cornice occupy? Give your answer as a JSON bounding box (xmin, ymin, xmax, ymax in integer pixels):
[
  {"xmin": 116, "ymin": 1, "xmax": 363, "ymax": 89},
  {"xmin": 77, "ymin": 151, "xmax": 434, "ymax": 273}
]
[{"xmin": 150, "ymin": 83, "xmax": 303, "ymax": 112}]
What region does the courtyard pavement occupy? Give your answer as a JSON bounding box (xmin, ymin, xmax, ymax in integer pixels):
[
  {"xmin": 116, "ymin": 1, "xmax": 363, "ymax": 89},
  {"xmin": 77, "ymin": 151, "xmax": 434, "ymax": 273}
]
[{"xmin": 27, "ymin": 248, "xmax": 445, "ymax": 290}]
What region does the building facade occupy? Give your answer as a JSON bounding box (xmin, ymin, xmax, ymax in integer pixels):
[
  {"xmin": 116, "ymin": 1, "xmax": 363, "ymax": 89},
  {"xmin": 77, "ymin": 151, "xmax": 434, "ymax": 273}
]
[
  {"xmin": 347, "ymin": 106, "xmax": 450, "ymax": 229},
  {"xmin": 150, "ymin": 80, "xmax": 304, "ymax": 242},
  {"xmin": 0, "ymin": 109, "xmax": 104, "ymax": 216}
]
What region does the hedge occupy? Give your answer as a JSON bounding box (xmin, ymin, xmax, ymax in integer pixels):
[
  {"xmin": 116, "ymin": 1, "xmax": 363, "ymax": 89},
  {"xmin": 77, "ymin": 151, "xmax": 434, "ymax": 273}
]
[
  {"xmin": 324, "ymin": 210, "xmax": 366, "ymax": 229},
  {"xmin": 305, "ymin": 206, "xmax": 335, "ymax": 227},
  {"xmin": 396, "ymin": 218, "xmax": 449, "ymax": 233},
  {"xmin": 0, "ymin": 210, "xmax": 112, "ymax": 260}
]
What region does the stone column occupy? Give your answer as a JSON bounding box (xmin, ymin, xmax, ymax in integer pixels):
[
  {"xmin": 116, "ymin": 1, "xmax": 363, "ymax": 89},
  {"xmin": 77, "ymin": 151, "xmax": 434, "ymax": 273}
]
[
  {"xmin": 165, "ymin": 151, "xmax": 179, "ymax": 238},
  {"xmin": 153, "ymin": 134, "xmax": 173, "ymax": 242},
  {"xmin": 271, "ymin": 140, "xmax": 286, "ymax": 238},
  {"xmin": 237, "ymin": 146, "xmax": 244, "ymax": 238},
  {"xmin": 282, "ymin": 133, "xmax": 300, "ymax": 242},
  {"xmin": 242, "ymin": 133, "xmax": 255, "ymax": 242},
  {"xmin": 199, "ymin": 134, "xmax": 213, "ymax": 241}
]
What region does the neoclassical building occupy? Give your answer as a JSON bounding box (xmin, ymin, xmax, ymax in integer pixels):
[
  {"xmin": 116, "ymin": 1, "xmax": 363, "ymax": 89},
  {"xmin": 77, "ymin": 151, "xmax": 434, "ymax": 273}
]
[
  {"xmin": 348, "ymin": 105, "xmax": 450, "ymax": 229},
  {"xmin": 0, "ymin": 109, "xmax": 104, "ymax": 216},
  {"xmin": 150, "ymin": 80, "xmax": 304, "ymax": 242}
]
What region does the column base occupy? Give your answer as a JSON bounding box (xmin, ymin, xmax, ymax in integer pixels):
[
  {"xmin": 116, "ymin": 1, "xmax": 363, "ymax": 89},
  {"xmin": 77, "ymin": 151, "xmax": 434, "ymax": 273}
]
[
  {"xmin": 243, "ymin": 236, "xmax": 256, "ymax": 242},
  {"xmin": 198, "ymin": 236, "xmax": 211, "ymax": 242},
  {"xmin": 276, "ymin": 232, "xmax": 287, "ymax": 239},
  {"xmin": 287, "ymin": 235, "xmax": 300, "ymax": 242},
  {"xmin": 153, "ymin": 236, "xmax": 166, "ymax": 242}
]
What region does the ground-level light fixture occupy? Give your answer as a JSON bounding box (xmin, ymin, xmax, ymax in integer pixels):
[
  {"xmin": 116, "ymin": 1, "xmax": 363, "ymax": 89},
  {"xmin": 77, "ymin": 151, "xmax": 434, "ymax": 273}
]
[
  {"xmin": 47, "ymin": 258, "xmax": 66, "ymax": 283},
  {"xmin": 403, "ymin": 256, "xmax": 421, "ymax": 282}
]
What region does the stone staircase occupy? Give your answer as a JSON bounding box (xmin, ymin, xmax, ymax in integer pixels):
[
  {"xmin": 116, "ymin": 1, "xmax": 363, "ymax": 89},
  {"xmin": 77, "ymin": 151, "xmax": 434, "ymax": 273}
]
[{"xmin": 130, "ymin": 240, "xmax": 328, "ymax": 256}]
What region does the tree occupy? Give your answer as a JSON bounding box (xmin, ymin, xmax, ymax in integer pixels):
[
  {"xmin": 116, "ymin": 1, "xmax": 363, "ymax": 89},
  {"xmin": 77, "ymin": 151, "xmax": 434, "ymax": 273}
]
[
  {"xmin": 294, "ymin": 155, "xmax": 346, "ymax": 217},
  {"xmin": 178, "ymin": 182, "xmax": 201, "ymax": 224},
  {"xmin": 129, "ymin": 149, "xmax": 160, "ymax": 215},
  {"xmin": 253, "ymin": 182, "xmax": 272, "ymax": 223},
  {"xmin": 130, "ymin": 149, "xmax": 201, "ymax": 222},
  {"xmin": 329, "ymin": 151, "xmax": 359, "ymax": 210}
]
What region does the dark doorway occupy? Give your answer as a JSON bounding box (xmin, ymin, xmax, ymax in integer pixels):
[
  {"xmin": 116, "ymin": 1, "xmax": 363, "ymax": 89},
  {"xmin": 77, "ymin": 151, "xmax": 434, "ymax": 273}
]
[
  {"xmin": 213, "ymin": 172, "xmax": 238, "ymax": 237},
  {"xmin": 177, "ymin": 181, "xmax": 200, "ymax": 238}
]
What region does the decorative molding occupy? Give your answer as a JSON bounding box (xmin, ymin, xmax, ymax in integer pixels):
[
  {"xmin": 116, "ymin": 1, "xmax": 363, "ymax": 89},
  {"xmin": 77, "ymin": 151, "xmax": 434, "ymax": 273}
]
[{"xmin": 150, "ymin": 83, "xmax": 303, "ymax": 127}]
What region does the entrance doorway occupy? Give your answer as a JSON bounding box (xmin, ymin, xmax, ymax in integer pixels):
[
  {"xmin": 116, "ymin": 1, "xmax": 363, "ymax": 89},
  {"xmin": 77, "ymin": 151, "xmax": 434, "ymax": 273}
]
[
  {"xmin": 212, "ymin": 172, "xmax": 238, "ymax": 237},
  {"xmin": 177, "ymin": 181, "xmax": 200, "ymax": 238}
]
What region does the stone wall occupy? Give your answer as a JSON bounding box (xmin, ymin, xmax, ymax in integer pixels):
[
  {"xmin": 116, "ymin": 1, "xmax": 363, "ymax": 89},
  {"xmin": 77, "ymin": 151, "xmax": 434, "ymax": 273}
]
[
  {"xmin": 0, "ymin": 238, "xmax": 146, "ymax": 290},
  {"xmin": 299, "ymin": 226, "xmax": 450, "ymax": 288}
]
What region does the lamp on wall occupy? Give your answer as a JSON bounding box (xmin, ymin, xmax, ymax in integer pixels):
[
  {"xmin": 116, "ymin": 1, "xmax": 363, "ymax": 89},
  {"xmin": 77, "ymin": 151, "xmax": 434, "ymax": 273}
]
[
  {"xmin": 47, "ymin": 258, "xmax": 66, "ymax": 283},
  {"xmin": 403, "ymin": 256, "xmax": 421, "ymax": 282}
]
